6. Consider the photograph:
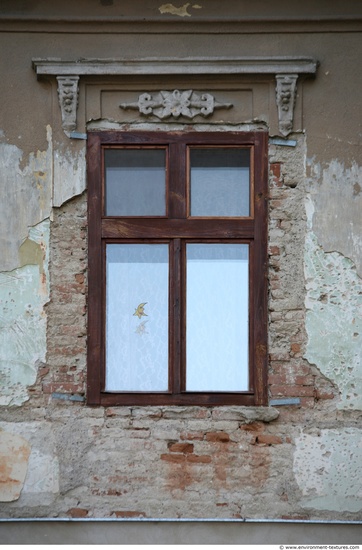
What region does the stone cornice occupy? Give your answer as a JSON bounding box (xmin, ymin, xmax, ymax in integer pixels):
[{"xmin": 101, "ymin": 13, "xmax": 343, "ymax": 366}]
[{"xmin": 33, "ymin": 56, "xmax": 318, "ymax": 77}]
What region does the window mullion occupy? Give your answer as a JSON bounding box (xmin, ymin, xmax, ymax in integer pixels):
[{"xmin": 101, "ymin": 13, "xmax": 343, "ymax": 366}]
[
  {"xmin": 170, "ymin": 238, "xmax": 182, "ymax": 394},
  {"xmin": 168, "ymin": 142, "xmax": 187, "ymax": 219}
]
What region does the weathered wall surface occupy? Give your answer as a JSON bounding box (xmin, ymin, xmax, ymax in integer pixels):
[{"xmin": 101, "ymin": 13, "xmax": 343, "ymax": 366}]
[{"xmin": 0, "ymin": 1, "xmax": 361, "ymax": 521}]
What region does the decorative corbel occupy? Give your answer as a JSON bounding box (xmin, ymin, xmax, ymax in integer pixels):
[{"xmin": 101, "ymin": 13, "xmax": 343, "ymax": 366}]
[
  {"xmin": 56, "ymin": 76, "xmax": 79, "ymax": 133},
  {"xmin": 275, "ymin": 74, "xmax": 298, "ymax": 137},
  {"xmin": 120, "ymin": 89, "xmax": 232, "ymax": 120}
]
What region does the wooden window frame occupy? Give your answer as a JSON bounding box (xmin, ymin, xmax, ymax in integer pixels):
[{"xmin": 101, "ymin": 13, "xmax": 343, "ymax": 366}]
[{"xmin": 87, "ymin": 131, "xmax": 268, "ymax": 406}]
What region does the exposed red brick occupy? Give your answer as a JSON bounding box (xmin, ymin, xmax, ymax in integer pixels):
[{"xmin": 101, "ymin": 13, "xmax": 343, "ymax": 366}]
[
  {"xmin": 180, "ymin": 431, "xmax": 204, "ymax": 441},
  {"xmin": 105, "ymin": 408, "xmax": 118, "ymax": 417},
  {"xmin": 168, "ymin": 442, "xmax": 194, "ymax": 454},
  {"xmin": 270, "ymin": 163, "xmax": 281, "ymax": 179},
  {"xmin": 269, "ymin": 374, "xmax": 314, "ymax": 386},
  {"xmin": 106, "ymin": 489, "xmax": 123, "ymax": 496},
  {"xmin": 291, "ymin": 343, "xmax": 302, "ymax": 353},
  {"xmin": 160, "ymin": 453, "xmax": 185, "ymax": 463},
  {"xmin": 269, "ymin": 352, "xmax": 290, "ymax": 361},
  {"xmin": 256, "ymin": 434, "xmax": 282, "ymax": 445},
  {"xmin": 67, "ymin": 508, "xmax": 88, "ymax": 518},
  {"xmin": 240, "ymin": 422, "xmax": 264, "ymax": 432},
  {"xmin": 59, "ymin": 326, "xmax": 83, "ymax": 335},
  {"xmin": 194, "ymin": 409, "xmax": 210, "ymax": 419},
  {"xmin": 269, "ymin": 374, "xmax": 287, "ymax": 385},
  {"xmin": 294, "ymin": 375, "xmax": 314, "ymax": 385},
  {"xmin": 75, "ymin": 273, "xmax": 85, "ymax": 284},
  {"xmin": 269, "ymin": 245, "xmax": 280, "ymax": 255},
  {"xmin": 270, "ymin": 385, "xmax": 315, "ymax": 397},
  {"xmin": 300, "ymin": 397, "xmax": 315, "ymax": 407},
  {"xmin": 270, "ymin": 199, "xmax": 284, "ymax": 208},
  {"xmin": 50, "ymin": 347, "xmax": 86, "ymax": 357},
  {"xmin": 315, "ymin": 390, "xmax": 335, "ymax": 400},
  {"xmin": 205, "ymin": 432, "xmax": 230, "ymax": 443},
  {"xmin": 272, "ymin": 363, "xmax": 311, "ymax": 376},
  {"xmin": 187, "ymin": 454, "xmax": 212, "ymax": 464}
]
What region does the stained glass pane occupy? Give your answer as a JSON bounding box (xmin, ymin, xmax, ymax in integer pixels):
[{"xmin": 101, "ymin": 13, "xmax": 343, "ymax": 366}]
[
  {"xmin": 186, "ymin": 243, "xmax": 249, "ymax": 391},
  {"xmin": 190, "ymin": 148, "xmax": 250, "ymax": 217},
  {"xmin": 106, "ymin": 244, "xmax": 169, "ymax": 391},
  {"xmin": 105, "ymin": 149, "xmax": 166, "ymax": 216}
]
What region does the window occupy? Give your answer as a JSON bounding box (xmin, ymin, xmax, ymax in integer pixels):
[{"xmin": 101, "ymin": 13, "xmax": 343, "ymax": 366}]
[{"xmin": 87, "ymin": 131, "xmax": 268, "ymax": 406}]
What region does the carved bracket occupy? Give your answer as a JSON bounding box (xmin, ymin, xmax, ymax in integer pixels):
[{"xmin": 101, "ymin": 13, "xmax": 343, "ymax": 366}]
[
  {"xmin": 275, "ymin": 74, "xmax": 298, "ymax": 137},
  {"xmin": 120, "ymin": 90, "xmax": 232, "ymax": 120},
  {"xmin": 56, "ymin": 76, "xmax": 79, "ymax": 133}
]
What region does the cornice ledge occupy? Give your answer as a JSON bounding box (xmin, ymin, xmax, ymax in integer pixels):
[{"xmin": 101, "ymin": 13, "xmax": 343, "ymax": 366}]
[
  {"xmin": 32, "ymin": 56, "xmax": 318, "ymax": 77},
  {"xmin": 32, "ymin": 57, "xmax": 318, "ymax": 137}
]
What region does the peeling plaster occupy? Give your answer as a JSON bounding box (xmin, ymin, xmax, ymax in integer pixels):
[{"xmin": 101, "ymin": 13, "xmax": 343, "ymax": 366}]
[
  {"xmin": 304, "ymin": 198, "xmax": 362, "ymax": 410},
  {"xmin": 307, "ymin": 159, "xmax": 362, "ymax": 276},
  {"xmin": 0, "ymin": 220, "xmax": 50, "ymax": 406},
  {"xmin": 294, "ymin": 429, "xmax": 362, "ymax": 512},
  {"xmin": 0, "ymin": 128, "xmax": 86, "ymax": 407},
  {"xmin": 158, "ymin": 3, "xmax": 202, "ymax": 17},
  {"xmin": 53, "ymin": 142, "xmax": 86, "ymax": 207},
  {"xmin": 0, "ymin": 127, "xmax": 52, "ymax": 273}
]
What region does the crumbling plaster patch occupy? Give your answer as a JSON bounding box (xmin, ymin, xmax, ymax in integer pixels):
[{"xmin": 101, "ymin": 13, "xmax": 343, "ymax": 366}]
[
  {"xmin": 0, "ymin": 127, "xmax": 52, "ymax": 273},
  {"xmin": 308, "ymin": 159, "xmax": 362, "ymax": 277},
  {"xmin": 294, "ymin": 428, "xmax": 362, "ymax": 512},
  {"xmin": 0, "ymin": 220, "xmax": 50, "ymax": 406},
  {"xmin": 304, "ymin": 198, "xmax": 362, "ymax": 410},
  {"xmin": 0, "ymin": 127, "xmax": 86, "ymax": 406},
  {"xmin": 0, "ymin": 422, "xmax": 59, "ymax": 506},
  {"xmin": 53, "ymin": 141, "xmax": 86, "ymax": 207},
  {"xmin": 0, "ymin": 430, "xmax": 31, "ymax": 502}
]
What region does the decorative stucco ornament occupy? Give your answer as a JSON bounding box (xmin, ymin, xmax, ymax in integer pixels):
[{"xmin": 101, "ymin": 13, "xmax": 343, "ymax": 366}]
[
  {"xmin": 56, "ymin": 76, "xmax": 79, "ymax": 132},
  {"xmin": 275, "ymin": 74, "xmax": 298, "ymax": 136},
  {"xmin": 120, "ymin": 90, "xmax": 232, "ymax": 119}
]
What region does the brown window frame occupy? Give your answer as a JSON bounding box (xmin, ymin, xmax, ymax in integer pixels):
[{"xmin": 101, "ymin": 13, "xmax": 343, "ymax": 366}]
[{"xmin": 87, "ymin": 131, "xmax": 268, "ymax": 406}]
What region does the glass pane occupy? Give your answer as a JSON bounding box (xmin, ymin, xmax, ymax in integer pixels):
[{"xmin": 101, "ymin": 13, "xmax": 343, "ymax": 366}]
[
  {"xmin": 186, "ymin": 243, "xmax": 249, "ymax": 392},
  {"xmin": 105, "ymin": 149, "xmax": 166, "ymax": 216},
  {"xmin": 106, "ymin": 244, "xmax": 169, "ymax": 391},
  {"xmin": 190, "ymin": 148, "xmax": 250, "ymax": 217}
]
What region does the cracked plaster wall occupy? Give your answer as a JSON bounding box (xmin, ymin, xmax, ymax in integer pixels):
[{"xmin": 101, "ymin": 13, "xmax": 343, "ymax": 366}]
[
  {"xmin": 0, "ymin": 220, "xmax": 50, "ymax": 406},
  {"xmin": 0, "ymin": 127, "xmax": 86, "ymax": 406},
  {"xmin": 305, "ymin": 170, "xmax": 362, "ymax": 411}
]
